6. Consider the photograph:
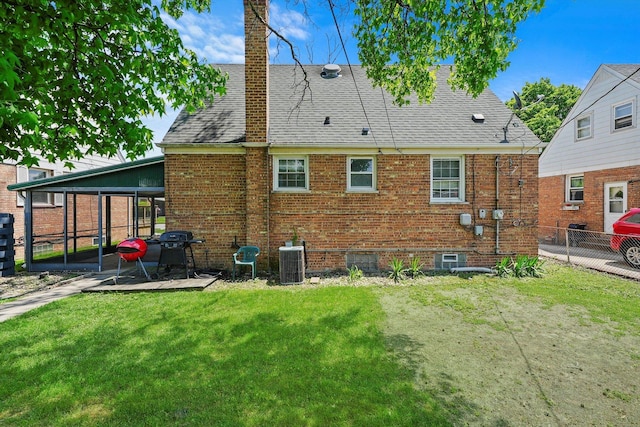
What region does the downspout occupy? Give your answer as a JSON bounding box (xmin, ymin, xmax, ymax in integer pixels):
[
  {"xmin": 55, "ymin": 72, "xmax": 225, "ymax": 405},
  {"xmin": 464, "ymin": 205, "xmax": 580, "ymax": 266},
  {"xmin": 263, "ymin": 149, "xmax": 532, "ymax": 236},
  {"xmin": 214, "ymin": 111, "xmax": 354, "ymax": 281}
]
[
  {"xmin": 25, "ymin": 191, "xmax": 32, "ymax": 272},
  {"xmin": 97, "ymin": 192, "xmax": 103, "ymax": 272},
  {"xmin": 495, "ymin": 156, "xmax": 500, "ymax": 255},
  {"xmin": 266, "ymin": 143, "xmax": 271, "ymax": 275}
]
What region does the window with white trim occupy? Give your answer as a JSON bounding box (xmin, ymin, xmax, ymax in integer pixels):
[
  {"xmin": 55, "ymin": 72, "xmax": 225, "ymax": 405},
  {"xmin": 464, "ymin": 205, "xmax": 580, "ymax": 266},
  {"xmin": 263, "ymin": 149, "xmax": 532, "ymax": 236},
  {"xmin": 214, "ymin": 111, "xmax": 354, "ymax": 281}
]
[
  {"xmin": 29, "ymin": 168, "xmax": 54, "ymax": 205},
  {"xmin": 274, "ymin": 157, "xmax": 308, "ymax": 191},
  {"xmin": 347, "ymin": 157, "xmax": 376, "ymax": 191},
  {"xmin": 431, "ymin": 156, "xmax": 465, "ymax": 202},
  {"xmin": 575, "ymin": 113, "xmax": 592, "ymax": 140},
  {"xmin": 613, "ymin": 100, "xmax": 634, "ymax": 130},
  {"xmin": 566, "ymin": 174, "xmax": 584, "ymax": 202}
]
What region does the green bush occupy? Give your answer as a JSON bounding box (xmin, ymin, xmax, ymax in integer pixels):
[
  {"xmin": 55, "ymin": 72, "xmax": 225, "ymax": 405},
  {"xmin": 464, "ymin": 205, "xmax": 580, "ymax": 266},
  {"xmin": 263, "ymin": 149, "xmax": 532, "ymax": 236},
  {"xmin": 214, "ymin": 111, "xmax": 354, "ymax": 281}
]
[
  {"xmin": 348, "ymin": 265, "xmax": 364, "ymax": 282},
  {"xmin": 495, "ymin": 255, "xmax": 544, "ymax": 278},
  {"xmin": 388, "ymin": 257, "xmax": 406, "ymax": 282},
  {"xmin": 405, "ymin": 256, "xmax": 425, "ymax": 279}
]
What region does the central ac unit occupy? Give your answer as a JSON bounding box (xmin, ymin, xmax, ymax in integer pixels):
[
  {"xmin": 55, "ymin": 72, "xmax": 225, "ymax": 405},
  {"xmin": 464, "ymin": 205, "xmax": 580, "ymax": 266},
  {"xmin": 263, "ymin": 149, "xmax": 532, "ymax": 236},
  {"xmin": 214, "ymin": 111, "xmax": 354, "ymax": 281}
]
[{"xmin": 279, "ymin": 246, "xmax": 305, "ymax": 284}]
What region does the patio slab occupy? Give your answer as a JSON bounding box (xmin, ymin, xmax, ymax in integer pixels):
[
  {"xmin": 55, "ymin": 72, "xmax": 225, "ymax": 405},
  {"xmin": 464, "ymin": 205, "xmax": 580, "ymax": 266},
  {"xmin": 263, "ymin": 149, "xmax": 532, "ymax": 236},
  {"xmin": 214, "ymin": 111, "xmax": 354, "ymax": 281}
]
[{"xmin": 83, "ymin": 273, "xmax": 220, "ymax": 293}]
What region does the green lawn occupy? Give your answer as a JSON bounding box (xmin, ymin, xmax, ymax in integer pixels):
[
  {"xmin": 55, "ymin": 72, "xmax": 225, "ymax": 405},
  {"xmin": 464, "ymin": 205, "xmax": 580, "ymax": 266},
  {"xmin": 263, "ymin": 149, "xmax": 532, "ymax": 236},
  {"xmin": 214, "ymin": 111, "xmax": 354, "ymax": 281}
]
[
  {"xmin": 0, "ymin": 287, "xmax": 448, "ymax": 426},
  {"xmin": 0, "ymin": 262, "xmax": 638, "ymax": 426}
]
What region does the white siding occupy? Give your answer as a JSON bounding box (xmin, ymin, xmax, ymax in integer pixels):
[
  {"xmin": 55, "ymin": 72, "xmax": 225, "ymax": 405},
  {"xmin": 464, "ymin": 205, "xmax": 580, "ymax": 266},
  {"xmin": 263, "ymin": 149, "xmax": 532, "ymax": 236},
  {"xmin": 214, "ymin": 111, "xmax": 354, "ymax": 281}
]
[{"xmin": 539, "ymin": 65, "xmax": 640, "ymax": 177}]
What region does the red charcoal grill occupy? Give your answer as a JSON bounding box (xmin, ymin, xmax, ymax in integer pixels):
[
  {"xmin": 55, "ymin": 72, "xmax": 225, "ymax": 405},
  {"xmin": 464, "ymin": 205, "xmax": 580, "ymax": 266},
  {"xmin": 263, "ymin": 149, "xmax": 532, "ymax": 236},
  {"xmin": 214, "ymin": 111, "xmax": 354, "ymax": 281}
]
[{"xmin": 115, "ymin": 238, "xmax": 152, "ymax": 283}]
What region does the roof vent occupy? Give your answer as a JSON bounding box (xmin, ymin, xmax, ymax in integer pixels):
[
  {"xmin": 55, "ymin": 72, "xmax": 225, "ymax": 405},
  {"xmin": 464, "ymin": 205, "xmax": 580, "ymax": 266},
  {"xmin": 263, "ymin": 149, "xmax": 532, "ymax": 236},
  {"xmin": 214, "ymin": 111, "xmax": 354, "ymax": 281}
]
[
  {"xmin": 321, "ymin": 64, "xmax": 341, "ymax": 79},
  {"xmin": 471, "ymin": 113, "xmax": 485, "ymax": 123}
]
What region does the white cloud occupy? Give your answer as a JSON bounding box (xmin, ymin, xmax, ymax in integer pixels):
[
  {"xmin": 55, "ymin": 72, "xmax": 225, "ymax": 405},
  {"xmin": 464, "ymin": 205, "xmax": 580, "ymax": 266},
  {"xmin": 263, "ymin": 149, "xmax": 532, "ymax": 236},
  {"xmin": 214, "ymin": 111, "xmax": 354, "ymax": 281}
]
[
  {"xmin": 270, "ymin": 3, "xmax": 310, "ymax": 41},
  {"xmin": 202, "ymin": 34, "xmax": 246, "ymax": 63}
]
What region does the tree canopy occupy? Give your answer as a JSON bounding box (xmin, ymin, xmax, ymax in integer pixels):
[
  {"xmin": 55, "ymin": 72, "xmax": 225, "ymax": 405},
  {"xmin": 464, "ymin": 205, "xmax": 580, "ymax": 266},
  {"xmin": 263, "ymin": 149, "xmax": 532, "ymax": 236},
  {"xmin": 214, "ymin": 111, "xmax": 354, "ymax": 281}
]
[
  {"xmin": 506, "ymin": 77, "xmax": 582, "ymax": 143},
  {"xmin": 355, "ymin": 0, "xmax": 545, "ymax": 105},
  {"xmin": 2, "ymin": 0, "xmax": 546, "ymax": 166},
  {"xmin": 1, "ymin": 0, "xmax": 226, "ymax": 167}
]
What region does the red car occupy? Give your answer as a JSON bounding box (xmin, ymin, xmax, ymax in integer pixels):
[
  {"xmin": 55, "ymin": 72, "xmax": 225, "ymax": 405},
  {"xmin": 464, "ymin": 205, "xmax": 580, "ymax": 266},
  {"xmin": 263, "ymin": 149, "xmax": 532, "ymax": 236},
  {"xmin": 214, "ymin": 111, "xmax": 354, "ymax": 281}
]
[{"xmin": 610, "ymin": 208, "xmax": 640, "ymax": 269}]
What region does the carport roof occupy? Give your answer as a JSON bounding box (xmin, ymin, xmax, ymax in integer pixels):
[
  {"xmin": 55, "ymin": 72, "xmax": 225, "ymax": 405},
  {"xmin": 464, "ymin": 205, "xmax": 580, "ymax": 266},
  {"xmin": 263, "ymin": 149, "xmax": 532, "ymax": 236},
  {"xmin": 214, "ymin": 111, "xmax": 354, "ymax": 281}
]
[{"xmin": 7, "ymin": 156, "xmax": 164, "ymax": 195}]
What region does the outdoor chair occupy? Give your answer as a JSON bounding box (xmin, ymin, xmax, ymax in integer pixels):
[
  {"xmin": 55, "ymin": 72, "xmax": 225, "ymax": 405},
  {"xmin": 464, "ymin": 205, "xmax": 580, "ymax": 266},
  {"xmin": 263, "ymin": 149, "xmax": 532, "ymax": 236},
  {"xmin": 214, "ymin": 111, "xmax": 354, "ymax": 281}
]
[{"xmin": 232, "ymin": 246, "xmax": 260, "ymax": 279}]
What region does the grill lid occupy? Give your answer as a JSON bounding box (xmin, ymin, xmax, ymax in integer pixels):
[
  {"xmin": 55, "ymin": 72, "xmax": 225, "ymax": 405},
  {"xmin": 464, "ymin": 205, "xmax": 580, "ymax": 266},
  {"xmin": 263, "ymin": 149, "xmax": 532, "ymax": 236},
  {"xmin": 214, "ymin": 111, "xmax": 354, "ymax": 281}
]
[
  {"xmin": 116, "ymin": 238, "xmax": 148, "ymax": 261},
  {"xmin": 159, "ymin": 230, "xmax": 194, "ymax": 242}
]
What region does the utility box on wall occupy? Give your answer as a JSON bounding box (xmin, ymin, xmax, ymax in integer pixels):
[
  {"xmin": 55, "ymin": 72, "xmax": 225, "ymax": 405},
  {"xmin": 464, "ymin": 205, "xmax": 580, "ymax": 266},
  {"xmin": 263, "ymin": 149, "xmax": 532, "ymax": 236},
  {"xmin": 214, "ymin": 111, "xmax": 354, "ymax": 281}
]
[
  {"xmin": 279, "ymin": 246, "xmax": 305, "ymax": 284},
  {"xmin": 459, "ymin": 213, "xmax": 472, "ymax": 226}
]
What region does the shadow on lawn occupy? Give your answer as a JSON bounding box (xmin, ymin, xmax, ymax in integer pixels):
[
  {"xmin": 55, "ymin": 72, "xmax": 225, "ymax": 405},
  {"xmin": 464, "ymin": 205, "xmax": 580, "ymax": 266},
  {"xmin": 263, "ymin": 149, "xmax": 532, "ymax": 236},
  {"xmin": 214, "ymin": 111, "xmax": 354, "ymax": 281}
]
[
  {"xmin": 386, "ymin": 332, "xmax": 516, "ymax": 427},
  {"xmin": 0, "ymin": 290, "xmax": 452, "ymax": 425}
]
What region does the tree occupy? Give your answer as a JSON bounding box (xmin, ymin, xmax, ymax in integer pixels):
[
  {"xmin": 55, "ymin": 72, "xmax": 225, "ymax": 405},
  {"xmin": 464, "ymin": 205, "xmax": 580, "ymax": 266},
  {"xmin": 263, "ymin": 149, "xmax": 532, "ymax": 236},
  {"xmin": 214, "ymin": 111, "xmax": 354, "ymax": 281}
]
[
  {"xmin": 2, "ymin": 0, "xmax": 546, "ymax": 166},
  {"xmin": 506, "ymin": 78, "xmax": 582, "ymax": 142},
  {"xmin": 354, "ymin": 0, "xmax": 546, "ymax": 105},
  {"xmin": 1, "ymin": 0, "xmax": 226, "ymax": 167}
]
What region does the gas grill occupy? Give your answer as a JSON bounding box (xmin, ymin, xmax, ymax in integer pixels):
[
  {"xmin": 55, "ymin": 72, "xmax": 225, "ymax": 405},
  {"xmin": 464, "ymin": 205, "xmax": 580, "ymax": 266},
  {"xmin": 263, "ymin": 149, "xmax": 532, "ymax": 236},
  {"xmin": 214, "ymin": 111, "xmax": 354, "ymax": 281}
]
[{"xmin": 156, "ymin": 230, "xmax": 203, "ymax": 278}]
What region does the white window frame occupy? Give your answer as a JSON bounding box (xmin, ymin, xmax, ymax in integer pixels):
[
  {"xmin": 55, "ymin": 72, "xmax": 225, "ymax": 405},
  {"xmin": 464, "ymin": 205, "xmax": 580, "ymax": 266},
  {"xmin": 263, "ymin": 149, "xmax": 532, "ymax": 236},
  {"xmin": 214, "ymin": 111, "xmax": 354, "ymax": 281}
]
[
  {"xmin": 612, "ymin": 99, "xmax": 634, "ymax": 131},
  {"xmin": 575, "ymin": 113, "xmax": 593, "ymax": 140},
  {"xmin": 28, "ymin": 168, "xmax": 54, "ymax": 206},
  {"xmin": 273, "ymin": 156, "xmax": 309, "ymax": 191},
  {"xmin": 347, "ymin": 156, "xmax": 376, "ymax": 192},
  {"xmin": 566, "ymin": 174, "xmax": 584, "ymax": 203},
  {"xmin": 430, "ymin": 156, "xmax": 465, "ymax": 203}
]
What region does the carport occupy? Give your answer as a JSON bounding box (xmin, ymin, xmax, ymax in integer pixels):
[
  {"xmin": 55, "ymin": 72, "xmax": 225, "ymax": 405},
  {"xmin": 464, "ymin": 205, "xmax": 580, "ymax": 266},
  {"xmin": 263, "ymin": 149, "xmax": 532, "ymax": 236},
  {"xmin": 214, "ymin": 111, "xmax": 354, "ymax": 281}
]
[{"xmin": 7, "ymin": 156, "xmax": 164, "ymax": 272}]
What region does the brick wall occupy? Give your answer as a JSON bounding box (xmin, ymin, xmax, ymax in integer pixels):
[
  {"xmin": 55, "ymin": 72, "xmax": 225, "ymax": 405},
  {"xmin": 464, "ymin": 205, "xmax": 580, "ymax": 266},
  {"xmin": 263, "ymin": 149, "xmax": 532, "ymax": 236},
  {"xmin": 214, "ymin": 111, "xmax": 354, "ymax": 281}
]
[
  {"xmin": 164, "ymin": 154, "xmax": 247, "ymax": 270},
  {"xmin": 1, "ymin": 164, "xmax": 129, "ymax": 261},
  {"xmin": 166, "ymin": 152, "xmax": 539, "ymax": 273},
  {"xmin": 539, "ymin": 165, "xmax": 640, "ymax": 231}
]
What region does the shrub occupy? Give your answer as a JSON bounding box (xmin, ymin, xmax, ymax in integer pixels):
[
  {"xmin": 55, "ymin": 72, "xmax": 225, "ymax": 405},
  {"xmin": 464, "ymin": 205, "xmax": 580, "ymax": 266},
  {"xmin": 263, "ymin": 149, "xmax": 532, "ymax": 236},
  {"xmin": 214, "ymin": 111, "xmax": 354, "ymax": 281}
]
[
  {"xmin": 348, "ymin": 265, "xmax": 364, "ymax": 282},
  {"xmin": 405, "ymin": 256, "xmax": 424, "ymax": 279},
  {"xmin": 495, "ymin": 255, "xmax": 544, "ymax": 278},
  {"xmin": 388, "ymin": 257, "xmax": 406, "ymax": 282},
  {"xmin": 495, "ymin": 257, "xmax": 513, "ymax": 277}
]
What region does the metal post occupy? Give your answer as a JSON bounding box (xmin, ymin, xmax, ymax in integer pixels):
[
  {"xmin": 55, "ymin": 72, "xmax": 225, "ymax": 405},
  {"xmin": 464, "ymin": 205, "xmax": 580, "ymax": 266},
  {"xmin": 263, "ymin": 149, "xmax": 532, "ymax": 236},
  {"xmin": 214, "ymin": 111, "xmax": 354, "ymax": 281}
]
[
  {"xmin": 98, "ymin": 192, "xmax": 103, "ymax": 272},
  {"xmin": 73, "ymin": 193, "xmax": 78, "ymax": 254},
  {"xmin": 25, "ymin": 192, "xmax": 33, "ymax": 271},
  {"xmin": 565, "ymin": 228, "xmax": 571, "ymax": 263},
  {"xmin": 63, "ymin": 191, "xmax": 68, "ymax": 267}
]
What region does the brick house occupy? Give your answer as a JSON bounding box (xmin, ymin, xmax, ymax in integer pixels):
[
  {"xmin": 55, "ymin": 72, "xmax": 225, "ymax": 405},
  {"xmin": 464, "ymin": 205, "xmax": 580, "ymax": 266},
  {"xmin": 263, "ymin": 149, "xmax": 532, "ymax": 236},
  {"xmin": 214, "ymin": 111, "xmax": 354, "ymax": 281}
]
[
  {"xmin": 158, "ymin": 0, "xmax": 541, "ymax": 274},
  {"xmin": 539, "ymin": 64, "xmax": 640, "ymax": 234}
]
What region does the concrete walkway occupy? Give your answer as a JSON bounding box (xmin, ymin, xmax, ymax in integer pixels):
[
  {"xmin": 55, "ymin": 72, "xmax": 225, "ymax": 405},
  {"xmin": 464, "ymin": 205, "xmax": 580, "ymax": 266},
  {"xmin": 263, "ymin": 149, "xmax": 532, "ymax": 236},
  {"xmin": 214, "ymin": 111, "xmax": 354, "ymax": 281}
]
[
  {"xmin": 0, "ymin": 270, "xmax": 220, "ymax": 323},
  {"xmin": 0, "ymin": 273, "xmax": 116, "ymax": 323}
]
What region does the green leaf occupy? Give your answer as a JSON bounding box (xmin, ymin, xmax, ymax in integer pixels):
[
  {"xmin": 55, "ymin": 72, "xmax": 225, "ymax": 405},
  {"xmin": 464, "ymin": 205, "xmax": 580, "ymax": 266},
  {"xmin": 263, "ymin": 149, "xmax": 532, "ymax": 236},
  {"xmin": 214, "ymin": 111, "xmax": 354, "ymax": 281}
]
[
  {"xmin": 0, "ymin": 0, "xmax": 225, "ymax": 165},
  {"xmin": 355, "ymin": 0, "xmax": 546, "ymax": 104}
]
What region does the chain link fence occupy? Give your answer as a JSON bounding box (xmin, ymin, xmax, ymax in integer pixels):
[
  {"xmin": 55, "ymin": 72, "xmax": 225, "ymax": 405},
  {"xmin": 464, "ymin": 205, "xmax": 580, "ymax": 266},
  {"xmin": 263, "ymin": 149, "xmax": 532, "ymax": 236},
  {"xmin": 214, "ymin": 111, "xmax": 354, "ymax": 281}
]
[{"xmin": 538, "ymin": 226, "xmax": 640, "ymax": 280}]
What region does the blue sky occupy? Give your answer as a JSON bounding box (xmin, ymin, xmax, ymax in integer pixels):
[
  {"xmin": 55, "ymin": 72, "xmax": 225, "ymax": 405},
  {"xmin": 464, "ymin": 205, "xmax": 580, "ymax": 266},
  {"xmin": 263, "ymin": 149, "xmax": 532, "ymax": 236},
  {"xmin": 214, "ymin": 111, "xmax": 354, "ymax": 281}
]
[{"xmin": 142, "ymin": 0, "xmax": 640, "ymax": 154}]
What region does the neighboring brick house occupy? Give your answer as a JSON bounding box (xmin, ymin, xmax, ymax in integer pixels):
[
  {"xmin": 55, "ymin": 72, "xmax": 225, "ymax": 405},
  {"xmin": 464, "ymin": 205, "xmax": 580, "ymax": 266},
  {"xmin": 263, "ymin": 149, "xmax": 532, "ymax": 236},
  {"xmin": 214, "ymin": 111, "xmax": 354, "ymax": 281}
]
[
  {"xmin": 539, "ymin": 64, "xmax": 640, "ymax": 234},
  {"xmin": 158, "ymin": 0, "xmax": 541, "ymax": 274},
  {"xmin": 1, "ymin": 153, "xmax": 126, "ymax": 261}
]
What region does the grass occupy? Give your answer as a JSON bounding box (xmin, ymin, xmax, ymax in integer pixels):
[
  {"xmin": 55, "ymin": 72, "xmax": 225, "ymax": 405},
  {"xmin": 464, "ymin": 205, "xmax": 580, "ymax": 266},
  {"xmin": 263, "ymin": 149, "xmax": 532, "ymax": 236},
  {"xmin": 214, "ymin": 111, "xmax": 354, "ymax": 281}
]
[
  {"xmin": 1, "ymin": 262, "xmax": 638, "ymax": 425},
  {"xmin": 400, "ymin": 261, "xmax": 640, "ymax": 335},
  {"xmin": 0, "ymin": 287, "xmax": 448, "ymax": 426}
]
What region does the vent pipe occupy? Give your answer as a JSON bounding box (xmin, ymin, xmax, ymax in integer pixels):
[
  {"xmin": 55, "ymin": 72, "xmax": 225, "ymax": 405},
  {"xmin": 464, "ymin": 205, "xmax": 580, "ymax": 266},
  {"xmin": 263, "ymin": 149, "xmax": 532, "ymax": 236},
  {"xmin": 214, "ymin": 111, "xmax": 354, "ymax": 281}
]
[{"xmin": 321, "ymin": 64, "xmax": 341, "ymax": 79}]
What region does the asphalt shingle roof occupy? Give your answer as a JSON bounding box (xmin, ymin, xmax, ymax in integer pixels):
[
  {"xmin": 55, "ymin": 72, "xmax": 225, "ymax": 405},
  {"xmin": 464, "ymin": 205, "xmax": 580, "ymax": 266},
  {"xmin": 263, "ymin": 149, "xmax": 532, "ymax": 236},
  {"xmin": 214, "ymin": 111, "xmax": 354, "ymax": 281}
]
[
  {"xmin": 162, "ymin": 64, "xmax": 540, "ymax": 148},
  {"xmin": 604, "ymin": 64, "xmax": 640, "ymax": 85}
]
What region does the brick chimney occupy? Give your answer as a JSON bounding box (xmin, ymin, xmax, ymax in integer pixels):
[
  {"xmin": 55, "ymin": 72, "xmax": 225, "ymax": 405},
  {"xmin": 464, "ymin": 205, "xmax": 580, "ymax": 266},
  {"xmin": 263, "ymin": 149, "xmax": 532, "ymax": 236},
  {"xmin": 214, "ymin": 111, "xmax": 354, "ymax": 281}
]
[
  {"xmin": 243, "ymin": 0, "xmax": 270, "ymax": 266},
  {"xmin": 244, "ymin": 0, "xmax": 269, "ymax": 143}
]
